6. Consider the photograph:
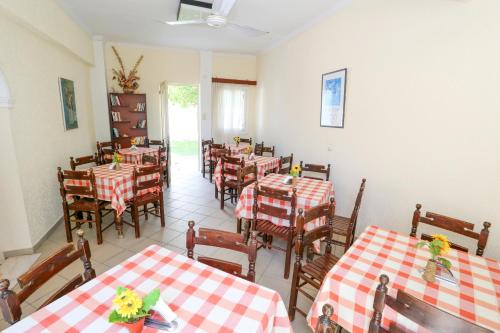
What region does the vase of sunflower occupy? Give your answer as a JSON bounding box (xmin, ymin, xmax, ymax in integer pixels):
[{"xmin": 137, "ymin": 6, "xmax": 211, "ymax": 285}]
[
  {"xmin": 113, "ymin": 152, "xmax": 123, "ymax": 170},
  {"xmin": 289, "ymin": 164, "xmax": 301, "ymax": 186},
  {"xmin": 233, "ymin": 136, "xmax": 241, "ymax": 147},
  {"xmin": 416, "ymin": 234, "xmax": 451, "ymax": 283},
  {"xmin": 109, "ymin": 287, "xmax": 160, "ymax": 333}
]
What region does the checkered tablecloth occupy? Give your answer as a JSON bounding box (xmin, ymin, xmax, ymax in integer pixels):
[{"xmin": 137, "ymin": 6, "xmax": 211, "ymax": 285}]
[
  {"xmin": 235, "ymin": 173, "xmax": 334, "ymax": 229},
  {"xmin": 67, "ymin": 164, "xmax": 157, "ymax": 216},
  {"xmin": 204, "ymin": 143, "xmax": 250, "ymax": 161},
  {"xmin": 214, "ymin": 155, "xmax": 280, "ymax": 191},
  {"xmin": 307, "ymin": 225, "xmax": 500, "ymax": 333},
  {"xmin": 4, "ymin": 245, "xmax": 292, "ymax": 333},
  {"xmin": 118, "ymin": 147, "xmax": 158, "ymax": 165}
]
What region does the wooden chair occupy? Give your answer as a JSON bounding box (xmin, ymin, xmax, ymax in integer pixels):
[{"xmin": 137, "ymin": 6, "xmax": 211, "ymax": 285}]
[
  {"xmin": 254, "ymin": 142, "xmax": 264, "ymax": 156},
  {"xmin": 158, "ymin": 145, "xmax": 170, "ymax": 188},
  {"xmin": 288, "ymin": 198, "xmax": 339, "ymax": 320},
  {"xmin": 70, "ymin": 153, "xmax": 99, "ymax": 170},
  {"xmin": 369, "ymin": 274, "xmax": 492, "ymax": 333},
  {"xmin": 96, "ymin": 141, "xmax": 116, "ymax": 165},
  {"xmin": 125, "ymin": 165, "xmax": 165, "ymax": 238},
  {"xmin": 262, "ymin": 145, "xmax": 275, "ymax": 157},
  {"xmin": 201, "ymin": 138, "xmax": 214, "ymax": 179},
  {"xmin": 142, "ymin": 153, "xmax": 158, "ymax": 165},
  {"xmin": 315, "ymin": 304, "xmax": 340, "ymax": 333},
  {"xmin": 186, "ymin": 221, "xmax": 258, "ymax": 282},
  {"xmin": 240, "ymin": 137, "xmax": 252, "ymax": 145},
  {"xmin": 148, "ymin": 139, "xmax": 165, "ymax": 147},
  {"xmin": 0, "ymin": 229, "xmax": 96, "ymax": 325},
  {"xmin": 208, "ymin": 143, "xmax": 226, "ymax": 183},
  {"xmin": 279, "ymin": 154, "xmax": 294, "ymax": 174},
  {"xmin": 410, "ymin": 204, "xmax": 491, "ymax": 257},
  {"xmin": 57, "ymin": 168, "xmax": 113, "ymax": 244},
  {"xmin": 299, "ymin": 161, "xmax": 331, "ymax": 181},
  {"xmin": 331, "ymin": 178, "xmax": 367, "ymax": 253},
  {"xmin": 219, "ymin": 157, "xmax": 257, "ymax": 210},
  {"xmin": 252, "ymin": 183, "xmax": 298, "ymax": 279}
]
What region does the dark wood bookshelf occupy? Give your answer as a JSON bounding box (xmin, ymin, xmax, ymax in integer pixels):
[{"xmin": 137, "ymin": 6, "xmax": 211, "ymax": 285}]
[{"xmin": 108, "ymin": 93, "xmax": 148, "ymax": 148}]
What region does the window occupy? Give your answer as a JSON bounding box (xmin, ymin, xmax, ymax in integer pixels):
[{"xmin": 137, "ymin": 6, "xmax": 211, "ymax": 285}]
[{"xmin": 213, "ymin": 83, "xmax": 247, "ymax": 134}]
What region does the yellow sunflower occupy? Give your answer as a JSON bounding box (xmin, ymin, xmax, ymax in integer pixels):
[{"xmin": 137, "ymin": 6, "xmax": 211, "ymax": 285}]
[
  {"xmin": 115, "ymin": 292, "xmax": 142, "ymax": 318},
  {"xmin": 113, "ymin": 289, "xmax": 135, "ymax": 307},
  {"xmin": 432, "ymin": 234, "xmax": 450, "ymax": 255}
]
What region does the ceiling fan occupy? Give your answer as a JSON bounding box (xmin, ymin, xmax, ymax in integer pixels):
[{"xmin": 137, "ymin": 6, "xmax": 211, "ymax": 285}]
[{"xmin": 159, "ymin": 0, "xmax": 269, "ymax": 36}]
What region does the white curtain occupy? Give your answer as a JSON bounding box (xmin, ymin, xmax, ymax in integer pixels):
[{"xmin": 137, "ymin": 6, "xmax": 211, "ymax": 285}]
[{"xmin": 212, "ymin": 83, "xmax": 248, "ymax": 142}]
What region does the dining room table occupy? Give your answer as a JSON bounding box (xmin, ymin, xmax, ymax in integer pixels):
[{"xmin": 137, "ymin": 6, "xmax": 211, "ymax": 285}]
[
  {"xmin": 3, "ymin": 245, "xmax": 293, "ymax": 333},
  {"xmin": 307, "ymin": 225, "xmax": 500, "ymax": 333},
  {"xmin": 213, "ymin": 154, "xmax": 280, "ymax": 191},
  {"xmin": 67, "ymin": 163, "xmax": 159, "ymax": 238},
  {"xmin": 204, "ymin": 143, "xmax": 251, "ymax": 162},
  {"xmin": 118, "ymin": 147, "xmax": 158, "ymax": 165},
  {"xmin": 235, "ymin": 173, "xmax": 334, "ymax": 250}
]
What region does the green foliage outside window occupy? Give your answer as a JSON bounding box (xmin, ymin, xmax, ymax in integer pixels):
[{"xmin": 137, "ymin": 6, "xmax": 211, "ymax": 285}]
[{"xmin": 168, "ymin": 85, "xmax": 198, "ymax": 108}]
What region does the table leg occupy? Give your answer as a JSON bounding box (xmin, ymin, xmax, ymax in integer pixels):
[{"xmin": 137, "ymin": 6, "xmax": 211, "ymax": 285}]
[{"xmin": 114, "ymin": 211, "xmax": 124, "ymax": 238}]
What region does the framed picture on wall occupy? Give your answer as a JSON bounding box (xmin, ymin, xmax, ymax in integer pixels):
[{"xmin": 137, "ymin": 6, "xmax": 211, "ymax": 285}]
[
  {"xmin": 59, "ymin": 77, "xmax": 78, "ymax": 130},
  {"xmin": 320, "ymin": 68, "xmax": 347, "ymax": 128}
]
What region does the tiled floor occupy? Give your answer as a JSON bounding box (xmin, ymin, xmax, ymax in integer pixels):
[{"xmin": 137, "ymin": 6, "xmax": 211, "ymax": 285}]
[{"xmin": 0, "ymin": 155, "xmax": 326, "ymax": 332}]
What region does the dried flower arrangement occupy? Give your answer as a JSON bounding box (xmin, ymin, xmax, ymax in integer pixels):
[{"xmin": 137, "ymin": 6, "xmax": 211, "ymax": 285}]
[{"xmin": 111, "ymin": 46, "xmax": 144, "ymax": 94}]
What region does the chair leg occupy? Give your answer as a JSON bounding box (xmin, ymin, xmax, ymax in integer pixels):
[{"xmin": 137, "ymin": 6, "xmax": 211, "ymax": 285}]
[
  {"xmin": 159, "ymin": 195, "xmax": 165, "ymax": 227},
  {"xmin": 220, "ymin": 186, "xmax": 225, "ymax": 210},
  {"xmin": 288, "ymin": 266, "xmax": 300, "ymax": 321},
  {"xmin": 144, "ymin": 205, "xmax": 148, "ymax": 220},
  {"xmin": 215, "ymin": 183, "xmax": 218, "ymax": 199},
  {"xmin": 95, "ymin": 210, "xmax": 103, "ymax": 245},
  {"xmin": 87, "ymin": 212, "xmax": 92, "ymax": 228},
  {"xmin": 133, "ymin": 206, "xmax": 140, "ymax": 238},
  {"xmin": 202, "ymin": 160, "xmax": 206, "ymax": 178},
  {"xmin": 209, "ymin": 164, "xmax": 213, "ymax": 183},
  {"xmin": 165, "ymin": 167, "xmax": 170, "ymax": 188},
  {"xmin": 63, "ymin": 206, "xmax": 72, "ymax": 243},
  {"xmin": 284, "ymin": 234, "xmax": 293, "ymax": 279},
  {"xmin": 237, "ymin": 218, "xmax": 242, "ymax": 234}
]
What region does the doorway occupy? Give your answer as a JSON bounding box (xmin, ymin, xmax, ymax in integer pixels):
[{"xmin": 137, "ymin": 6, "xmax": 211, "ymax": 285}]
[{"xmin": 164, "ymin": 84, "xmax": 200, "ymax": 175}]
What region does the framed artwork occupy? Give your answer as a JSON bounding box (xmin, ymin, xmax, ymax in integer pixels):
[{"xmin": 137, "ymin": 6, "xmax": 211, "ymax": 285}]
[
  {"xmin": 59, "ymin": 77, "xmax": 78, "ymax": 130},
  {"xmin": 320, "ymin": 68, "xmax": 347, "ymax": 128}
]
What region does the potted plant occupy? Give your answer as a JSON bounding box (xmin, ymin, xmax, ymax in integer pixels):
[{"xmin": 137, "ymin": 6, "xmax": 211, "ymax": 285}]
[
  {"xmin": 416, "ymin": 234, "xmax": 451, "ymax": 283},
  {"xmin": 113, "ymin": 152, "xmax": 123, "ymax": 170},
  {"xmin": 289, "ymin": 164, "xmax": 301, "ymax": 186},
  {"xmin": 109, "ymin": 287, "xmax": 160, "ymax": 333}
]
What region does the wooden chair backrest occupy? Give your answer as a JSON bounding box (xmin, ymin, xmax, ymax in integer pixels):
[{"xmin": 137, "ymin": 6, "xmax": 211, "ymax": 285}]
[
  {"xmin": 142, "ymin": 153, "xmax": 158, "ymax": 165},
  {"xmin": 57, "ymin": 167, "xmax": 98, "ymax": 200},
  {"xmin": 254, "ymin": 142, "xmax": 264, "ymax": 156},
  {"xmin": 410, "ymin": 204, "xmax": 491, "ymax": 256},
  {"xmin": 208, "ymin": 143, "xmax": 226, "ymax": 160},
  {"xmin": 253, "ymin": 184, "xmax": 297, "ymax": 227},
  {"xmin": 369, "ymin": 274, "xmax": 493, "ymax": 333},
  {"xmin": 0, "ymin": 230, "xmax": 95, "ymax": 324},
  {"xmin": 299, "ymin": 161, "xmax": 331, "ymax": 181},
  {"xmin": 186, "ymin": 221, "xmax": 258, "ymax": 282},
  {"xmin": 279, "ymin": 154, "xmax": 294, "ymax": 174},
  {"xmin": 315, "ymin": 304, "xmax": 337, "ymax": 333},
  {"xmin": 96, "ymin": 141, "xmax": 115, "ymax": 164},
  {"xmin": 262, "ymin": 145, "xmax": 275, "ymax": 157},
  {"xmin": 132, "ymin": 165, "xmax": 163, "ymax": 197},
  {"xmin": 158, "ymin": 146, "xmax": 167, "ymax": 165},
  {"xmin": 148, "ymin": 139, "xmax": 164, "ymax": 147},
  {"xmin": 70, "ymin": 153, "xmax": 98, "ymax": 171},
  {"xmin": 295, "ymin": 198, "xmax": 336, "ymax": 256},
  {"xmin": 221, "ymin": 155, "xmax": 244, "ymax": 179},
  {"xmin": 240, "ymin": 137, "xmax": 252, "ymax": 145},
  {"xmin": 237, "ymin": 163, "xmax": 257, "ymax": 183},
  {"xmin": 345, "ymin": 178, "xmax": 367, "ymax": 249}
]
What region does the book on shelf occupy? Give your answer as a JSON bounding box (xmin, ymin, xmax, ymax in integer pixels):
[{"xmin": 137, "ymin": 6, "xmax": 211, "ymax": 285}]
[
  {"xmin": 110, "ymin": 94, "xmax": 121, "ymax": 106},
  {"xmin": 112, "ymin": 127, "xmax": 120, "ymax": 138},
  {"xmin": 134, "ymin": 102, "xmax": 145, "ymax": 112},
  {"xmin": 134, "ymin": 119, "xmax": 146, "ymax": 129},
  {"xmin": 133, "ymin": 136, "xmax": 147, "ymax": 145},
  {"xmin": 111, "ymin": 111, "xmax": 122, "ymax": 122}
]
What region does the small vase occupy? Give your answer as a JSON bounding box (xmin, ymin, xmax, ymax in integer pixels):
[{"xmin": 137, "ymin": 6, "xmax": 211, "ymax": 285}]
[
  {"xmin": 236, "ymin": 142, "xmax": 240, "ymax": 147},
  {"xmin": 122, "ymin": 87, "xmax": 135, "ymax": 94},
  {"xmin": 422, "ymin": 259, "xmax": 437, "ymax": 283},
  {"xmin": 120, "ymin": 318, "xmax": 145, "ymax": 333},
  {"xmin": 114, "ymin": 163, "xmax": 121, "ymax": 171},
  {"xmin": 292, "ymin": 176, "xmax": 298, "ymax": 187}
]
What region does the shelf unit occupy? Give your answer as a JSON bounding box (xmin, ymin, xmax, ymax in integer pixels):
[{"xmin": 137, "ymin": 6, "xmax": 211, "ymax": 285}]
[{"xmin": 108, "ymin": 93, "xmax": 148, "ymax": 148}]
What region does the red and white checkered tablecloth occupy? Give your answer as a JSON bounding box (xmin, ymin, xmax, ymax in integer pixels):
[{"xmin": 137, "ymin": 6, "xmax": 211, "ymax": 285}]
[
  {"xmin": 67, "ymin": 164, "xmax": 157, "ymax": 216},
  {"xmin": 204, "ymin": 143, "xmax": 251, "ymax": 161},
  {"xmin": 118, "ymin": 147, "xmax": 158, "ymax": 165},
  {"xmin": 307, "ymin": 225, "xmax": 500, "ymax": 333},
  {"xmin": 214, "ymin": 155, "xmax": 280, "ymax": 191},
  {"xmin": 235, "ymin": 173, "xmax": 334, "ymax": 229},
  {"xmin": 4, "ymin": 245, "xmax": 293, "ymax": 333}
]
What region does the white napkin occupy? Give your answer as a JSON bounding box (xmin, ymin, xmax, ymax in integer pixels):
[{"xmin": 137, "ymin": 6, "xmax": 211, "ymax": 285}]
[
  {"xmin": 152, "ymin": 297, "xmax": 177, "ymax": 323},
  {"xmin": 108, "ymin": 163, "xmax": 116, "ymax": 170}
]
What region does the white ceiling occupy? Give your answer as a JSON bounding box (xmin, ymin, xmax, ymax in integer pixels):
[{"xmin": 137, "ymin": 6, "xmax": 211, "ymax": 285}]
[{"xmin": 57, "ymin": 0, "xmax": 347, "ymax": 54}]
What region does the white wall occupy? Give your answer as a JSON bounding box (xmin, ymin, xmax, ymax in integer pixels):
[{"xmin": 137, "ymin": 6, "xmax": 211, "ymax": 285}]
[
  {"xmin": 0, "ymin": 0, "xmax": 96, "ymax": 250},
  {"xmin": 257, "ymin": 0, "xmax": 500, "ymax": 259}
]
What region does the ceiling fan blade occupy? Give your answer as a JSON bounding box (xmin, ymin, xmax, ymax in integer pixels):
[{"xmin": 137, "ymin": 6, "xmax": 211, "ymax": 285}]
[
  {"xmin": 212, "ymin": 0, "xmax": 236, "ymax": 16},
  {"xmin": 227, "ymin": 22, "xmax": 269, "ymax": 36},
  {"xmin": 163, "ymin": 20, "xmax": 206, "ymax": 26}
]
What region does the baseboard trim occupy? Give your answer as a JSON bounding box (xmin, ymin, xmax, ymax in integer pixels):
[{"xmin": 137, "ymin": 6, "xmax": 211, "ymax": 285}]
[{"xmin": 2, "ymin": 218, "xmax": 63, "ymax": 259}]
